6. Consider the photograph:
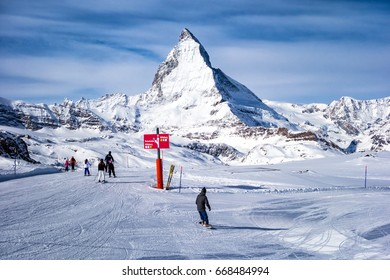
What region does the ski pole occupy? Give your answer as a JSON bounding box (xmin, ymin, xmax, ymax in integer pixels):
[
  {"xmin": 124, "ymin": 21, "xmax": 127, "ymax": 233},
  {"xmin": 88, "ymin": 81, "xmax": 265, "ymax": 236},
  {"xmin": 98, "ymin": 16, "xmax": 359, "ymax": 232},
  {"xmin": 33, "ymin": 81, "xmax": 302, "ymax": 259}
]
[
  {"xmin": 179, "ymin": 166, "xmax": 182, "ymax": 193},
  {"xmin": 364, "ymin": 165, "xmax": 367, "ymax": 189}
]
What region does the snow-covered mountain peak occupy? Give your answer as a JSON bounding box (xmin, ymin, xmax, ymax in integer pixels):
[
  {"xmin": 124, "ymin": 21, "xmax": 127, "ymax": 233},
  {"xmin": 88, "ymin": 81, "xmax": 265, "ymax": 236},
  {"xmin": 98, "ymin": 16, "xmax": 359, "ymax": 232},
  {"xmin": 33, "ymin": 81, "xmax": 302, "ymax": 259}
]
[
  {"xmin": 179, "ymin": 28, "xmax": 197, "ymax": 41},
  {"xmin": 138, "ymin": 29, "xmax": 295, "ymax": 131},
  {"xmin": 176, "ymin": 28, "xmax": 211, "ymax": 67},
  {"xmin": 149, "ymin": 28, "xmax": 213, "ymax": 99},
  {"xmin": 327, "ymin": 96, "xmax": 390, "ymax": 125}
]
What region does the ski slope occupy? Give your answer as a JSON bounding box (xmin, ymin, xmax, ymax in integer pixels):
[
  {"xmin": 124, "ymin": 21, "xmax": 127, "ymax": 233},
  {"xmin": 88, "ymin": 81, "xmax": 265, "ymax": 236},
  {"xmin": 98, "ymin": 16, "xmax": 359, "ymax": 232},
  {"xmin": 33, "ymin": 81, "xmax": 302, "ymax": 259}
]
[{"xmin": 0, "ymin": 153, "xmax": 389, "ymax": 260}]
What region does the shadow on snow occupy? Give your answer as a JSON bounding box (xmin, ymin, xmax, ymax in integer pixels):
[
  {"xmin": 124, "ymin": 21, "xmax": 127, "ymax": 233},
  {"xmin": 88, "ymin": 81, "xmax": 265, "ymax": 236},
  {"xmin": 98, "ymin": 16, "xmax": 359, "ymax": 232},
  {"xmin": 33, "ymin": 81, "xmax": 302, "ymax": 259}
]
[{"xmin": 214, "ymin": 225, "xmax": 288, "ymax": 231}]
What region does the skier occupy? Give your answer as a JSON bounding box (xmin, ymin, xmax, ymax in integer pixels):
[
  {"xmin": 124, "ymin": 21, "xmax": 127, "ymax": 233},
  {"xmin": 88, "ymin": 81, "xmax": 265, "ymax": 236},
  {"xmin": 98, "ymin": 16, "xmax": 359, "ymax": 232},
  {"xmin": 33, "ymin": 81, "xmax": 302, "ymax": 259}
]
[
  {"xmin": 105, "ymin": 151, "xmax": 116, "ymax": 177},
  {"xmin": 70, "ymin": 156, "xmax": 76, "ymax": 171},
  {"xmin": 84, "ymin": 159, "xmax": 91, "ymax": 176},
  {"xmin": 196, "ymin": 187, "xmax": 211, "ymax": 227},
  {"xmin": 97, "ymin": 159, "xmax": 106, "ymax": 183},
  {"xmin": 64, "ymin": 158, "xmax": 69, "ymax": 172},
  {"xmin": 105, "ymin": 151, "xmax": 114, "ymax": 173},
  {"xmin": 108, "ymin": 159, "xmax": 116, "ymax": 178}
]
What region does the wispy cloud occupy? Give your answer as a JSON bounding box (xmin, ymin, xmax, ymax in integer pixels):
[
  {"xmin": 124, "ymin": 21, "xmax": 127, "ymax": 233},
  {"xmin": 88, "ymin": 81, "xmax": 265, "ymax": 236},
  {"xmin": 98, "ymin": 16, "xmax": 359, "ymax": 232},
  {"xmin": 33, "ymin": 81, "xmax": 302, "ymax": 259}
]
[
  {"xmin": 0, "ymin": 0, "xmax": 389, "ymax": 104},
  {"xmin": 209, "ymin": 41, "xmax": 390, "ymax": 102}
]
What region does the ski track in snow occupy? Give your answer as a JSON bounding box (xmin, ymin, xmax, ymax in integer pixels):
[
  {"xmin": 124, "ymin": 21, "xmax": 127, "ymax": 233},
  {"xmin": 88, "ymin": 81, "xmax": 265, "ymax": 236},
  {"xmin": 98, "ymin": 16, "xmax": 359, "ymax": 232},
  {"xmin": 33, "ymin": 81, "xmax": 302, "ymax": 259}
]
[{"xmin": 0, "ymin": 164, "xmax": 389, "ymax": 260}]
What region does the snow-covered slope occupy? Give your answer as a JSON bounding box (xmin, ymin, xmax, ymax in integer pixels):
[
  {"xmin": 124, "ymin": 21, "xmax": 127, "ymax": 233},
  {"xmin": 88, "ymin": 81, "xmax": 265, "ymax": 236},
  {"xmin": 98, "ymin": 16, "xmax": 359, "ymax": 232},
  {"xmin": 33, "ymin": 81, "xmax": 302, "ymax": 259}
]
[{"xmin": 1, "ymin": 152, "xmax": 389, "ymax": 260}]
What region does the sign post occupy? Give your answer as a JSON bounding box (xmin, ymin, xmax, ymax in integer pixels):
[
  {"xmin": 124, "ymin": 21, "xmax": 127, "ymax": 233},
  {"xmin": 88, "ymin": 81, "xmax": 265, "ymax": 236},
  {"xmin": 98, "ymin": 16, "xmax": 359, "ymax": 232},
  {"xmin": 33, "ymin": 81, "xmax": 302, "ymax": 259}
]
[
  {"xmin": 156, "ymin": 128, "xmax": 163, "ymax": 189},
  {"xmin": 144, "ymin": 128, "xmax": 170, "ymax": 189}
]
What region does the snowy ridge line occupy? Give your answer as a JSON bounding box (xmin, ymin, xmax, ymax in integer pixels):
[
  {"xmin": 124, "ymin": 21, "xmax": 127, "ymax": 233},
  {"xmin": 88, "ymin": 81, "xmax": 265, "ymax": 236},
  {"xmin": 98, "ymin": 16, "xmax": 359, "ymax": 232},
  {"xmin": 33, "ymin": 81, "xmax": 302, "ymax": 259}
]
[
  {"xmin": 363, "ymin": 186, "xmax": 390, "ymax": 191},
  {"xmin": 0, "ymin": 163, "xmax": 22, "ymax": 174},
  {"xmin": 180, "ymin": 185, "xmax": 390, "ymax": 195},
  {"xmin": 0, "ymin": 167, "xmax": 60, "ymax": 182},
  {"xmin": 267, "ymin": 185, "xmax": 390, "ymax": 194}
]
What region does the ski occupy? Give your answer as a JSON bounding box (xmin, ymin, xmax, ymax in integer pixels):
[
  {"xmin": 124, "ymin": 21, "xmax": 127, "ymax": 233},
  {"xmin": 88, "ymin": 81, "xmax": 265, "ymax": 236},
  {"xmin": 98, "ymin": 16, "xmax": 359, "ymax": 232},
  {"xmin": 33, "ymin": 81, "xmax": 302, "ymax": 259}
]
[
  {"xmin": 198, "ymin": 221, "xmax": 214, "ymax": 229},
  {"xmin": 165, "ymin": 164, "xmax": 175, "ymax": 190}
]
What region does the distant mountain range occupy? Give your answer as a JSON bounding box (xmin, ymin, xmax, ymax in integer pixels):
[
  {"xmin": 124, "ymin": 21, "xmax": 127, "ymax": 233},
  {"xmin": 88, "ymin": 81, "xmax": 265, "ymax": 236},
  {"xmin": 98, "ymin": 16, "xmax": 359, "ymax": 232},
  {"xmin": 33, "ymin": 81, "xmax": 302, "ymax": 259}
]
[{"xmin": 1, "ymin": 29, "xmax": 389, "ymax": 166}]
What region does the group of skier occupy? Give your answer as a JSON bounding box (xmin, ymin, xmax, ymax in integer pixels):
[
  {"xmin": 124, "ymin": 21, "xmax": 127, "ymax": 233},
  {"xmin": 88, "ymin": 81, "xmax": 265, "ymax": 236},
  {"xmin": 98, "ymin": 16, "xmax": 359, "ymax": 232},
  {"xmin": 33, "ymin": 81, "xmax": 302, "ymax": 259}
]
[
  {"xmin": 97, "ymin": 151, "xmax": 116, "ymax": 183},
  {"xmin": 64, "ymin": 151, "xmax": 213, "ymax": 227},
  {"xmin": 64, "ymin": 156, "xmax": 77, "ymax": 172},
  {"xmin": 63, "ymin": 151, "xmax": 116, "ymax": 182}
]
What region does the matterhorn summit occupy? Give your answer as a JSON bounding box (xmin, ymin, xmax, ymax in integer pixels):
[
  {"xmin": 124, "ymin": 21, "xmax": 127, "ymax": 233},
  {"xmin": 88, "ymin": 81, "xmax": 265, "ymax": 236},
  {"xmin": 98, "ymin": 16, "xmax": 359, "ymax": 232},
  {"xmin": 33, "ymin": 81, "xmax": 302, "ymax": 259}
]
[{"xmin": 136, "ymin": 28, "xmax": 294, "ymax": 132}]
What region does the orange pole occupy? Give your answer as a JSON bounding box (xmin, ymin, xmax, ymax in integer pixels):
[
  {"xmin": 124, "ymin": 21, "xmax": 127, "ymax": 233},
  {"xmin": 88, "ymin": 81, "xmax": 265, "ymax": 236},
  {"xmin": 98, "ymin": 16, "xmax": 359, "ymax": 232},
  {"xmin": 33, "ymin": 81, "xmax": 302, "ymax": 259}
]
[{"xmin": 156, "ymin": 158, "xmax": 163, "ymax": 189}]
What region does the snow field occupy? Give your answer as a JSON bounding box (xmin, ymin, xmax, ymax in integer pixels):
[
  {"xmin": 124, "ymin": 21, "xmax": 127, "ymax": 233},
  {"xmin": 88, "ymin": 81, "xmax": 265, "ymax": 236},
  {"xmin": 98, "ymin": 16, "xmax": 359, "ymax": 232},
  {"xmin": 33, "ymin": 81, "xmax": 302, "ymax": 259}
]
[{"xmin": 0, "ymin": 152, "xmax": 389, "ymax": 260}]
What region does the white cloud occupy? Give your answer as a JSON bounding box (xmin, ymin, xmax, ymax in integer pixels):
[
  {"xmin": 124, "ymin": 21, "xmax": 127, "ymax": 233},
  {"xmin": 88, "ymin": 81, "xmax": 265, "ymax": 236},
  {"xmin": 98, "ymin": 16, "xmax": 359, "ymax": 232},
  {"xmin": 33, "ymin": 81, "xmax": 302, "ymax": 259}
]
[
  {"xmin": 1, "ymin": 0, "xmax": 389, "ymax": 104},
  {"xmin": 0, "ymin": 54, "xmax": 158, "ymax": 103}
]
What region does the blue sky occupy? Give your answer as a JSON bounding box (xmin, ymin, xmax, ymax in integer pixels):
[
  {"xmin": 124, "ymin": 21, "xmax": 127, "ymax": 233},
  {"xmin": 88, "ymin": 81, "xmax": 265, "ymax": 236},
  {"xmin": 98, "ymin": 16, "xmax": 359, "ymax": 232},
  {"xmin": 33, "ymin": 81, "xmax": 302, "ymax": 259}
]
[{"xmin": 0, "ymin": 0, "xmax": 389, "ymax": 104}]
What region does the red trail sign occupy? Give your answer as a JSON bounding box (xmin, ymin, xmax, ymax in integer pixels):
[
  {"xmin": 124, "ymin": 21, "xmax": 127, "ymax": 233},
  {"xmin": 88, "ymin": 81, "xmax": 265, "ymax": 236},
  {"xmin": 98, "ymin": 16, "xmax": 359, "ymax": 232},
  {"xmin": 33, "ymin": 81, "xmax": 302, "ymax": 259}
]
[{"xmin": 144, "ymin": 134, "xmax": 170, "ymax": 149}]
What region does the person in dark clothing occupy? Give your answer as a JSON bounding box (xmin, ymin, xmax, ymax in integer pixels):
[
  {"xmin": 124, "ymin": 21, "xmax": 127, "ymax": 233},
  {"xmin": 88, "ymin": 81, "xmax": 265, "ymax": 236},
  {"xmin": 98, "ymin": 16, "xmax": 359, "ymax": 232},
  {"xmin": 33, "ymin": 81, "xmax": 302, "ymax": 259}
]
[
  {"xmin": 97, "ymin": 159, "xmax": 106, "ymax": 183},
  {"xmin": 64, "ymin": 158, "xmax": 69, "ymax": 172},
  {"xmin": 195, "ymin": 187, "xmax": 211, "ymax": 226},
  {"xmin": 107, "ymin": 159, "xmax": 116, "ymax": 178},
  {"xmin": 69, "ymin": 156, "xmax": 76, "ymax": 171},
  {"xmin": 104, "ymin": 151, "xmax": 115, "ymax": 174}
]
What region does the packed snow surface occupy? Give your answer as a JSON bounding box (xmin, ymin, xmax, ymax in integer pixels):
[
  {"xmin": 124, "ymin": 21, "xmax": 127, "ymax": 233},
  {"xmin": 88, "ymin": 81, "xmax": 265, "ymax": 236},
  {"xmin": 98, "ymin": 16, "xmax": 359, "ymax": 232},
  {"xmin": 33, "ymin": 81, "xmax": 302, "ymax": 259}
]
[{"xmin": 1, "ymin": 152, "xmax": 389, "ymax": 260}]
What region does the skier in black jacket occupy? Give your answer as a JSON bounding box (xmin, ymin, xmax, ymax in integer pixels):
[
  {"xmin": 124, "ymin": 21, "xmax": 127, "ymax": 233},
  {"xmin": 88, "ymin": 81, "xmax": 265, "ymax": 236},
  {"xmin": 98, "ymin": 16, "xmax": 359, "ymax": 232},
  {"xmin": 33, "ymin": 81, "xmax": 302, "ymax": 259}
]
[
  {"xmin": 105, "ymin": 151, "xmax": 115, "ymax": 177},
  {"xmin": 97, "ymin": 159, "xmax": 106, "ymax": 183},
  {"xmin": 196, "ymin": 187, "xmax": 211, "ymax": 227}
]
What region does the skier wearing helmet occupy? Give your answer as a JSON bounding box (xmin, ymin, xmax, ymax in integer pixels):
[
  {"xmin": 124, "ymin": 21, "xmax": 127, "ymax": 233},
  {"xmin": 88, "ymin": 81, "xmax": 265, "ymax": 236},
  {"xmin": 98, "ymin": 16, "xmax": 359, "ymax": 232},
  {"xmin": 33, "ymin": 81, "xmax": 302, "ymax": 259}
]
[{"xmin": 196, "ymin": 187, "xmax": 211, "ymax": 227}]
